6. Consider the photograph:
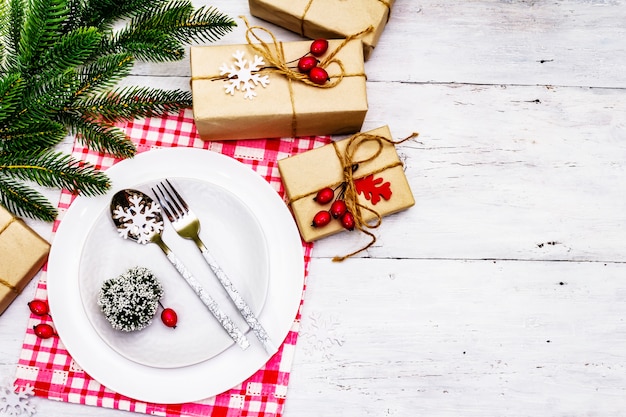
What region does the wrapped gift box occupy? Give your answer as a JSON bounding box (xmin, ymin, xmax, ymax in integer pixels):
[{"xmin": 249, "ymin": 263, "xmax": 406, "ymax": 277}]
[
  {"xmin": 0, "ymin": 206, "xmax": 50, "ymax": 315},
  {"xmin": 190, "ymin": 37, "xmax": 367, "ymax": 141},
  {"xmin": 249, "ymin": 0, "xmax": 394, "ymax": 60},
  {"xmin": 278, "ymin": 125, "xmax": 414, "ymax": 242}
]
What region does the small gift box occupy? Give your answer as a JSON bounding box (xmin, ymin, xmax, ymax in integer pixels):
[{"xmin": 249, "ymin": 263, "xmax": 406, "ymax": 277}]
[
  {"xmin": 278, "ymin": 125, "xmax": 415, "ymax": 252},
  {"xmin": 249, "ymin": 0, "xmax": 394, "ymax": 60},
  {"xmin": 0, "ymin": 206, "xmax": 50, "ymax": 315},
  {"xmin": 190, "ymin": 23, "xmax": 368, "ymax": 141}
]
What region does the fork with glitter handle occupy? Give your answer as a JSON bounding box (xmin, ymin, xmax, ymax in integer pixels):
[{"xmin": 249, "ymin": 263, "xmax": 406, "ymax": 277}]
[{"xmin": 152, "ymin": 179, "xmax": 277, "ymax": 355}]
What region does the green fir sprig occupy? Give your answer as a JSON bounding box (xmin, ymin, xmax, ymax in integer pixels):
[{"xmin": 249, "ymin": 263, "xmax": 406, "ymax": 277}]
[{"xmin": 0, "ymin": 0, "xmax": 235, "ymax": 221}]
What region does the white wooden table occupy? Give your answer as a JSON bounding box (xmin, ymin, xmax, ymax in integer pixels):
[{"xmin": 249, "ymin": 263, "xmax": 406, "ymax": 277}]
[{"xmin": 2, "ymin": 1, "xmax": 626, "ymax": 415}]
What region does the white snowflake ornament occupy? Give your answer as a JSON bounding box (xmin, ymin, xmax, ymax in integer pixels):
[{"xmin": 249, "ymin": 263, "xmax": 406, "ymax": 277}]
[
  {"xmin": 112, "ymin": 193, "xmax": 163, "ymax": 244},
  {"xmin": 0, "ymin": 383, "xmax": 36, "ymax": 417},
  {"xmin": 219, "ymin": 50, "xmax": 270, "ymax": 100}
]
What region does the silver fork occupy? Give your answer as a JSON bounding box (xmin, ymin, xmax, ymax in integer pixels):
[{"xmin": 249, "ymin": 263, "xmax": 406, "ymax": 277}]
[{"xmin": 153, "ymin": 179, "xmax": 277, "ymax": 355}]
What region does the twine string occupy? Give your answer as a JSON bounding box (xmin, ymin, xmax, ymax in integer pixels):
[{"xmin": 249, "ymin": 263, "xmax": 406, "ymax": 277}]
[
  {"xmin": 330, "ymin": 132, "xmax": 417, "ymax": 261},
  {"xmin": 0, "ymin": 217, "xmax": 20, "ymax": 293},
  {"xmin": 300, "ymin": 0, "xmax": 392, "ymax": 37},
  {"xmin": 242, "ymin": 16, "xmax": 347, "ymax": 89}
]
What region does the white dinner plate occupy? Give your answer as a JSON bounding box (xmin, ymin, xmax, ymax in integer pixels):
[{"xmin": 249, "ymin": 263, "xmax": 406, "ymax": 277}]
[
  {"xmin": 47, "ymin": 147, "xmax": 305, "ymax": 404},
  {"xmin": 79, "ymin": 178, "xmax": 270, "ymax": 368}
]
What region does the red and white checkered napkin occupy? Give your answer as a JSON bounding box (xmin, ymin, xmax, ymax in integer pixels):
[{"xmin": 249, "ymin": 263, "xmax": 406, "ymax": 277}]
[{"xmin": 14, "ymin": 109, "xmax": 330, "ymax": 417}]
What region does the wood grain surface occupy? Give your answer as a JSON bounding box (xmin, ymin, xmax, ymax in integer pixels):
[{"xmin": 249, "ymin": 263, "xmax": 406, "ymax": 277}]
[{"xmin": 2, "ymin": 1, "xmax": 625, "ymax": 416}]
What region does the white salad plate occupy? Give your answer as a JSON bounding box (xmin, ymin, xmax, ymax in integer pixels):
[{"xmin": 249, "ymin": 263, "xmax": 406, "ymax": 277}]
[{"xmin": 47, "ymin": 147, "xmax": 305, "ymax": 404}]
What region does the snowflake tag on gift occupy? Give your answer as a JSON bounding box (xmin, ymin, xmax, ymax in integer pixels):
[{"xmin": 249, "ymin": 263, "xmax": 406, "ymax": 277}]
[{"xmin": 219, "ymin": 50, "xmax": 270, "ymax": 100}]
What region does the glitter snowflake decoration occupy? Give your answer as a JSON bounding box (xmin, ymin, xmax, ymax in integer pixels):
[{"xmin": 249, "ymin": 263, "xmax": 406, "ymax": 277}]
[
  {"xmin": 112, "ymin": 193, "xmax": 163, "ymax": 244},
  {"xmin": 0, "ymin": 383, "xmax": 36, "ymax": 417},
  {"xmin": 219, "ymin": 50, "xmax": 270, "ymax": 100}
]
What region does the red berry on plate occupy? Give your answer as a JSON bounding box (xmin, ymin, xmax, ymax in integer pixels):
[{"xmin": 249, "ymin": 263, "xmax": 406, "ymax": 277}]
[
  {"xmin": 313, "ymin": 187, "xmax": 334, "ymax": 204},
  {"xmin": 312, "ymin": 210, "xmax": 332, "ymax": 228},
  {"xmin": 161, "ymin": 308, "xmax": 178, "ymax": 328},
  {"xmin": 340, "ymin": 211, "xmax": 356, "ymax": 231},
  {"xmin": 28, "ymin": 299, "xmax": 49, "ymax": 316},
  {"xmin": 309, "ymin": 66, "xmax": 330, "ymax": 85},
  {"xmin": 297, "ymin": 56, "xmax": 318, "ymax": 73},
  {"xmin": 330, "ymin": 200, "xmax": 348, "ymax": 219},
  {"xmin": 310, "ymin": 39, "xmax": 329, "ymax": 56},
  {"xmin": 33, "ymin": 323, "xmax": 55, "ymax": 339}
]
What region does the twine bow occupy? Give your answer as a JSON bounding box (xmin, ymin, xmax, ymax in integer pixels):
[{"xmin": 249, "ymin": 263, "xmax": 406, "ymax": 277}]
[
  {"xmin": 328, "ymin": 132, "xmax": 418, "ymax": 261},
  {"xmin": 241, "ymin": 15, "xmax": 372, "ymax": 89}
]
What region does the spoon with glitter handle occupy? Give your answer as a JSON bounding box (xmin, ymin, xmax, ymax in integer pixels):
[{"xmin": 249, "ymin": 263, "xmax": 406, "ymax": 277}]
[{"xmin": 110, "ymin": 189, "xmax": 250, "ymax": 350}]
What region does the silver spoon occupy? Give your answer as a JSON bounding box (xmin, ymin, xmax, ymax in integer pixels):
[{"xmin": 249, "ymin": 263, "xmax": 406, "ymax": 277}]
[{"xmin": 110, "ymin": 189, "xmax": 250, "ymax": 350}]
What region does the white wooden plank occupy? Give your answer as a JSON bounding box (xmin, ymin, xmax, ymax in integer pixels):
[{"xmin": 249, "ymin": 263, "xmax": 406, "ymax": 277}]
[
  {"xmin": 372, "ymin": 0, "xmax": 626, "ymax": 87},
  {"xmin": 287, "ymin": 257, "xmax": 626, "ymax": 416},
  {"xmin": 315, "ymin": 80, "xmax": 626, "ymax": 262}
]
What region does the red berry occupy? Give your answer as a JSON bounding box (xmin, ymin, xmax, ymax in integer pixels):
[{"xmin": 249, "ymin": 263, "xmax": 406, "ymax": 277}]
[
  {"xmin": 340, "ymin": 211, "xmax": 356, "ymax": 231},
  {"xmin": 297, "ymin": 56, "xmax": 318, "ymax": 73},
  {"xmin": 312, "ymin": 210, "xmax": 332, "ymax": 228},
  {"xmin": 310, "ymin": 39, "xmax": 329, "ymax": 56},
  {"xmin": 161, "ymin": 308, "xmax": 178, "ymax": 328},
  {"xmin": 330, "ymin": 200, "xmax": 348, "ymax": 219},
  {"xmin": 33, "ymin": 323, "xmax": 55, "ymax": 339},
  {"xmin": 313, "ymin": 187, "xmax": 334, "ymax": 204},
  {"xmin": 28, "ymin": 299, "xmax": 49, "ymax": 316},
  {"xmin": 309, "ymin": 66, "xmax": 329, "ymax": 85}
]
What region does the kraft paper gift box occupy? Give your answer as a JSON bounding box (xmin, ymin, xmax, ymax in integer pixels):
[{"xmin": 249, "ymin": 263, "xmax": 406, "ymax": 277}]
[
  {"xmin": 249, "ymin": 0, "xmax": 394, "ymax": 60},
  {"xmin": 0, "ymin": 206, "xmax": 50, "ymax": 315},
  {"xmin": 278, "ymin": 125, "xmax": 415, "ymax": 243},
  {"xmin": 190, "ymin": 37, "xmax": 368, "ymax": 141}
]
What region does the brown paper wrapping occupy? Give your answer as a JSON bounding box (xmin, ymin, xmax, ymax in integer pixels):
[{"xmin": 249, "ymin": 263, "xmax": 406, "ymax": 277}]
[
  {"xmin": 249, "ymin": 0, "xmax": 394, "ymax": 60},
  {"xmin": 190, "ymin": 38, "xmax": 367, "ymax": 141},
  {"xmin": 278, "ymin": 125, "xmax": 414, "ymax": 242},
  {"xmin": 0, "ymin": 206, "xmax": 50, "ymax": 315}
]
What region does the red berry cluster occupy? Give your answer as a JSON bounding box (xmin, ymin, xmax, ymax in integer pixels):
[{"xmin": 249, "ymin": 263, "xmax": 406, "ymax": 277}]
[
  {"xmin": 28, "ymin": 299, "xmax": 57, "ymax": 339},
  {"xmin": 297, "ymin": 39, "xmax": 331, "ymax": 85},
  {"xmin": 311, "ymin": 185, "xmax": 355, "ymax": 230}
]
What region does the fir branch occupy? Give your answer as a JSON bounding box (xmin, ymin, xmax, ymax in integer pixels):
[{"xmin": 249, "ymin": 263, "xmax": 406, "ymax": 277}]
[
  {"xmin": 169, "ymin": 5, "xmax": 238, "ymax": 44},
  {"xmin": 75, "ymin": 86, "xmax": 192, "ymax": 123},
  {"xmin": 73, "ymin": 52, "xmax": 134, "ymax": 98},
  {"xmin": 38, "ymin": 26, "xmax": 103, "ymax": 78},
  {"xmin": 1, "ymin": 0, "xmax": 25, "ymax": 71},
  {"xmin": 59, "ymin": 113, "xmax": 135, "ymax": 158},
  {"xmin": 105, "ymin": 28, "xmax": 185, "ymax": 62},
  {"xmin": 0, "ymin": 149, "xmax": 110, "ymax": 195},
  {"xmin": 0, "ymin": 119, "xmax": 66, "ymax": 152},
  {"xmin": 0, "ymin": 72, "xmax": 24, "ymax": 124},
  {"xmin": 128, "ymin": 1, "xmax": 236, "ymax": 44},
  {"xmin": 0, "ymin": 0, "xmax": 235, "ymax": 221},
  {"xmin": 19, "ymin": 0, "xmax": 69, "ymax": 74},
  {"xmin": 10, "ymin": 70, "xmax": 79, "ymax": 128},
  {"xmin": 0, "ymin": 175, "xmax": 58, "ymax": 221},
  {"xmin": 77, "ymin": 0, "xmax": 170, "ymax": 30}
]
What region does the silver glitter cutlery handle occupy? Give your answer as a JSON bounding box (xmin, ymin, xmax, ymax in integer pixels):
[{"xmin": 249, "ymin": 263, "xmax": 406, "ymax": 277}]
[
  {"xmin": 199, "ymin": 246, "xmax": 276, "ymax": 354},
  {"xmin": 164, "ymin": 250, "xmax": 250, "ymax": 350}
]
